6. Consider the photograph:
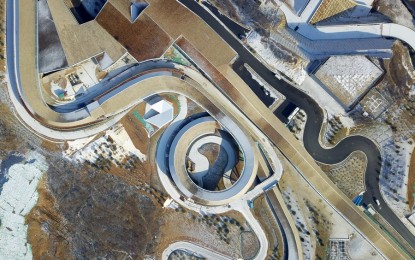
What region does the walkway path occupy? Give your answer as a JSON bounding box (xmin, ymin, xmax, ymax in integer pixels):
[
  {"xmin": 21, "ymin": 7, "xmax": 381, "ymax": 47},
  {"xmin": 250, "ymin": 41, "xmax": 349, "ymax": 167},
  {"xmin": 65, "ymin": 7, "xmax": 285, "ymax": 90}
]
[
  {"xmin": 162, "ymin": 241, "xmax": 232, "ymax": 260},
  {"xmin": 187, "ymin": 134, "xmax": 236, "ymax": 189},
  {"xmin": 6, "ymin": 0, "xmax": 411, "ymax": 258}
]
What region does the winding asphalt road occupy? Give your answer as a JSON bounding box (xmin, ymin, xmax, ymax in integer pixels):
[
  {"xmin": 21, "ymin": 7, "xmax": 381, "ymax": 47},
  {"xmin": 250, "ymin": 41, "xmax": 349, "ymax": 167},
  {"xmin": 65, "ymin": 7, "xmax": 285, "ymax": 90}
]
[{"xmin": 178, "ymin": 0, "xmax": 415, "ymax": 249}]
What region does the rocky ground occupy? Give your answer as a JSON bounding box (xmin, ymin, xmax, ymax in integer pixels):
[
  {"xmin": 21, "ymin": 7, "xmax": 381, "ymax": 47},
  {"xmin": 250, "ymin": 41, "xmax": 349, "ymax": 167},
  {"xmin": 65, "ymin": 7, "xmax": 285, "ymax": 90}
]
[
  {"xmin": 355, "ymin": 42, "xmax": 415, "ymax": 220},
  {"xmin": 27, "ymin": 158, "xmax": 164, "ymax": 259}
]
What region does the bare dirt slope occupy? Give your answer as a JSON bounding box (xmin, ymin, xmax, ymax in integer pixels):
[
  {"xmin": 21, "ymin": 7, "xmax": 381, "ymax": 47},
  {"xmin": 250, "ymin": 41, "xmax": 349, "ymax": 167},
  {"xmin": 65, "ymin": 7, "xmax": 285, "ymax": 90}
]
[{"xmin": 31, "ymin": 160, "xmax": 162, "ymax": 259}]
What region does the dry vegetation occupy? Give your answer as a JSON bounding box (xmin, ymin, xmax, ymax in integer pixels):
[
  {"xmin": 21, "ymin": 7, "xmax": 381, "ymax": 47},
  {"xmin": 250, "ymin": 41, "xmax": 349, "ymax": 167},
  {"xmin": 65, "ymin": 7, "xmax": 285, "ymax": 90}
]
[
  {"xmin": 26, "ymin": 176, "xmax": 71, "ymax": 259},
  {"xmin": 278, "ymin": 156, "xmax": 333, "ymax": 259},
  {"xmin": 327, "ymin": 42, "xmax": 415, "ymax": 145},
  {"xmin": 163, "ymin": 209, "xmax": 256, "ymax": 259},
  {"xmin": 322, "ymin": 116, "xmax": 349, "ymax": 146},
  {"xmin": 27, "ymin": 158, "xmax": 165, "ymax": 259},
  {"xmin": 168, "ymin": 250, "xmax": 205, "ymax": 260},
  {"xmin": 19, "ymin": 91, "xmax": 255, "ymax": 258},
  {"xmin": 0, "ymin": 103, "xmax": 19, "ymax": 158},
  {"xmin": 287, "ymin": 109, "xmax": 307, "ymax": 142},
  {"xmin": 208, "ymin": 0, "xmax": 275, "ymax": 31},
  {"xmin": 276, "ymin": 148, "xmax": 380, "ymax": 259},
  {"xmin": 318, "ymin": 151, "xmax": 367, "ymax": 199},
  {"xmin": 157, "ymin": 209, "xmax": 255, "ymax": 259},
  {"xmin": 120, "ymin": 102, "xmax": 151, "ymax": 152},
  {"xmin": 374, "ymin": 42, "xmax": 415, "ymax": 141},
  {"xmin": 27, "ymin": 148, "xmax": 253, "ymax": 258},
  {"xmin": 0, "ymin": 2, "xmax": 254, "ymax": 258},
  {"xmin": 253, "ymin": 195, "xmax": 282, "ymax": 259},
  {"xmin": 198, "ymin": 143, "xmax": 221, "ymax": 166}
]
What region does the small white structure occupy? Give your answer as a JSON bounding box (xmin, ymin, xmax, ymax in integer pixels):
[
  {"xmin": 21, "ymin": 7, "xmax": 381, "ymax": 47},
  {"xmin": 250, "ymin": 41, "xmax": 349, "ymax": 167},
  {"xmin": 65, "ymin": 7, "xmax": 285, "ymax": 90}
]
[{"xmin": 144, "ymin": 97, "xmax": 174, "ymax": 129}]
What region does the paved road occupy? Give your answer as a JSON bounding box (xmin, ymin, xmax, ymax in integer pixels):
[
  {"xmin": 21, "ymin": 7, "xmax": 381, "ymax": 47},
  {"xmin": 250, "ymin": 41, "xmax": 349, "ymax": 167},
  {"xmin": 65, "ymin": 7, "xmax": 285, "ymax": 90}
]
[
  {"xmin": 6, "ymin": 0, "xmax": 412, "ymax": 257},
  {"xmin": 179, "ymin": 0, "xmax": 415, "ymax": 250},
  {"xmin": 8, "ymin": 2, "xmax": 275, "ymax": 256}
]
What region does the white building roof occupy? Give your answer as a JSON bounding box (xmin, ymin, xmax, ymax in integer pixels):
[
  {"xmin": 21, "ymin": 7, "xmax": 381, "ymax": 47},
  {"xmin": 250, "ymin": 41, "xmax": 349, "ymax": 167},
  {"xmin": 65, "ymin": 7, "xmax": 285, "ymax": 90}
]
[
  {"xmin": 144, "ymin": 97, "xmax": 173, "ymax": 129},
  {"xmin": 314, "ymin": 55, "xmax": 383, "ymax": 106}
]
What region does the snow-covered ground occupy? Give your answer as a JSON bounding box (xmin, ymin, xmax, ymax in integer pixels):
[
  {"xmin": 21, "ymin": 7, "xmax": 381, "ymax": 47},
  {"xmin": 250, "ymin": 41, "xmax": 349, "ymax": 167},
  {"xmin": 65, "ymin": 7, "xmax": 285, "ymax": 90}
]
[
  {"xmin": 314, "ymin": 56, "xmax": 383, "ymax": 107},
  {"xmin": 251, "ymin": 73, "xmax": 280, "ymax": 100},
  {"xmin": 65, "ymin": 123, "xmax": 146, "ymax": 165},
  {"xmin": 245, "ymin": 64, "xmax": 285, "ymax": 104},
  {"xmin": 298, "ymin": 75, "xmax": 346, "ymax": 116},
  {"xmin": 321, "ymin": 113, "xmax": 355, "ymax": 147},
  {"xmin": 281, "ymin": 187, "xmax": 313, "ymax": 256},
  {"xmin": 374, "ymin": 0, "xmax": 415, "ymax": 30},
  {"xmin": 247, "ymin": 31, "xmax": 307, "ymax": 85},
  {"xmin": 0, "ymin": 151, "xmax": 48, "ymax": 259},
  {"xmin": 348, "ymin": 121, "xmax": 415, "ymax": 230},
  {"xmin": 279, "ymin": 0, "xmax": 309, "ymax": 15},
  {"xmin": 288, "ymin": 109, "xmax": 307, "ymax": 143},
  {"xmin": 379, "ymin": 139, "xmax": 414, "ymax": 227}
]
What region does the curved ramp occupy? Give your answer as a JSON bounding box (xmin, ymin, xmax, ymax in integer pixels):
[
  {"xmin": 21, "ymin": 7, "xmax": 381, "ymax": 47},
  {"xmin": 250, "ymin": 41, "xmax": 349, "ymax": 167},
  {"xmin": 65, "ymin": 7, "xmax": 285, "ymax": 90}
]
[{"xmin": 168, "ymin": 116, "xmax": 256, "ymax": 206}]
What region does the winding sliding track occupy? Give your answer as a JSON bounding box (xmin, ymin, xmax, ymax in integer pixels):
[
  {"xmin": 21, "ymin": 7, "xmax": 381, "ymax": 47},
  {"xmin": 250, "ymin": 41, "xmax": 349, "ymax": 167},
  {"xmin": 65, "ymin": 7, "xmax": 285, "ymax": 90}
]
[
  {"xmin": 168, "ymin": 116, "xmax": 256, "ymax": 205},
  {"xmin": 179, "ymin": 0, "xmax": 415, "ymax": 249},
  {"xmin": 6, "ymin": 0, "xmax": 415, "ymax": 258}
]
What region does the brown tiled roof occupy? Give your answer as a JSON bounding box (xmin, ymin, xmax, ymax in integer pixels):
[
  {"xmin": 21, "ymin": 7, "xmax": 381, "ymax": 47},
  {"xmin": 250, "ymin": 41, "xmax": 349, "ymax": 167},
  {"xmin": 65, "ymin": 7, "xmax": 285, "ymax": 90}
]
[{"xmin": 96, "ymin": 2, "xmax": 173, "ymax": 62}]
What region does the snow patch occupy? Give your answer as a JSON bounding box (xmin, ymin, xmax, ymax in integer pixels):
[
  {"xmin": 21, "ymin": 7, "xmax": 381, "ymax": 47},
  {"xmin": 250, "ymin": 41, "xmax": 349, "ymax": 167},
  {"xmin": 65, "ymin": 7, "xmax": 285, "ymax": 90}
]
[
  {"xmin": 66, "ymin": 124, "xmax": 146, "ymax": 165},
  {"xmin": 298, "ymin": 75, "xmax": 347, "ymax": 116},
  {"xmin": 379, "ymin": 138, "xmax": 414, "ymax": 232},
  {"xmin": 338, "ymin": 115, "xmax": 355, "ymax": 129},
  {"xmin": 0, "ymin": 151, "xmax": 48, "ymax": 259},
  {"xmin": 246, "ymin": 31, "xmax": 306, "ymax": 85}
]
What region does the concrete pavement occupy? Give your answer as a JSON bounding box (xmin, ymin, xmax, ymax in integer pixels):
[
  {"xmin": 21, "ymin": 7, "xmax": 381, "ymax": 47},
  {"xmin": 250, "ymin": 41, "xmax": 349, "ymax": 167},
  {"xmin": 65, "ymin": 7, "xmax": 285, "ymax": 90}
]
[
  {"xmin": 179, "ymin": 1, "xmax": 409, "ymax": 258},
  {"xmin": 162, "ymin": 241, "xmax": 232, "ymax": 260},
  {"xmin": 7, "ymin": 0, "xmax": 412, "ymax": 258}
]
